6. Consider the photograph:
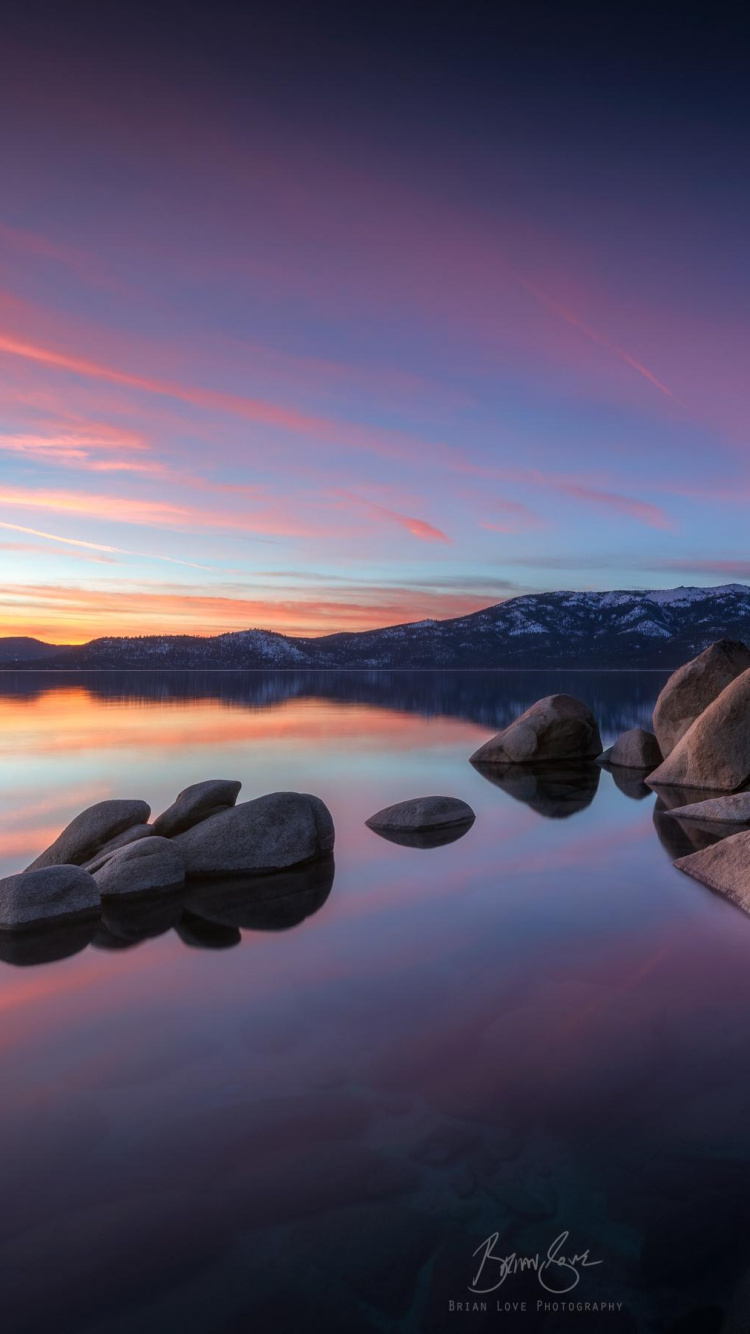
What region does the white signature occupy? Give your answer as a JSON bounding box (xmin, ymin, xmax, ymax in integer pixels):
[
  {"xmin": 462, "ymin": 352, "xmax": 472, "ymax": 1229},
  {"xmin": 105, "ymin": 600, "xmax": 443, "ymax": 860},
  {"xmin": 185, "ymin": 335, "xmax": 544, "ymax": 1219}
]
[{"xmin": 471, "ymin": 1230, "xmax": 603, "ymax": 1295}]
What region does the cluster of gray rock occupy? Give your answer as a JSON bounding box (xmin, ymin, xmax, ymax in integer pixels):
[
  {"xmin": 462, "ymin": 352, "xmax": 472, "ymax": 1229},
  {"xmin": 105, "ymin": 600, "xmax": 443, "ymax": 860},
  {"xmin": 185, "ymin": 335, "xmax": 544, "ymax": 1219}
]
[
  {"xmin": 0, "ymin": 781, "xmax": 335, "ymax": 935},
  {"xmin": 468, "ymin": 638, "xmax": 750, "ymax": 910}
]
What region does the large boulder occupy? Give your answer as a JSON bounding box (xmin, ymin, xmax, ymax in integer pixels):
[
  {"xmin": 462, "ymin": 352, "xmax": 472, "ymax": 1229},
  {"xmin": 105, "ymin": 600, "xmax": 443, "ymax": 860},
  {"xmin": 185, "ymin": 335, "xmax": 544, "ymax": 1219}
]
[
  {"xmin": 666, "ymin": 792, "xmax": 750, "ymax": 825},
  {"xmin": 470, "ymin": 695, "xmax": 601, "ymax": 766},
  {"xmin": 152, "ymin": 779, "xmax": 242, "ymax": 838},
  {"xmin": 600, "ymin": 728, "xmax": 661, "ymax": 770},
  {"xmin": 172, "ymin": 791, "xmax": 334, "ymax": 876},
  {"xmin": 92, "ymin": 837, "xmax": 185, "ymax": 897},
  {"xmin": 26, "ymin": 799, "xmax": 151, "ymax": 871},
  {"xmin": 652, "ymin": 639, "xmax": 750, "ymax": 757},
  {"xmin": 648, "ymin": 668, "xmax": 750, "ymax": 791},
  {"xmin": 0, "ymin": 865, "xmax": 100, "ymax": 931},
  {"xmin": 675, "ymin": 830, "xmax": 750, "ymax": 913}
]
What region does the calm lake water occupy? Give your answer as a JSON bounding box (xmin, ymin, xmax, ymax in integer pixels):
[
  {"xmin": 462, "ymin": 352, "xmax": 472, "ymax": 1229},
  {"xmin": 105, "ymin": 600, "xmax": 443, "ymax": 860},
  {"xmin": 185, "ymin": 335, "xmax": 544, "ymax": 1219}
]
[{"xmin": 1, "ymin": 670, "xmax": 749, "ymax": 1334}]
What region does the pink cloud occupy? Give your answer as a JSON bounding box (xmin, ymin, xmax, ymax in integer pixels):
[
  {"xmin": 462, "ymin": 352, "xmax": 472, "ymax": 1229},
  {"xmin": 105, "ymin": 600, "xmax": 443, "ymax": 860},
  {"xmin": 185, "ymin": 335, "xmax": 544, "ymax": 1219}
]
[{"xmin": 332, "ymin": 491, "xmax": 450, "ymax": 543}]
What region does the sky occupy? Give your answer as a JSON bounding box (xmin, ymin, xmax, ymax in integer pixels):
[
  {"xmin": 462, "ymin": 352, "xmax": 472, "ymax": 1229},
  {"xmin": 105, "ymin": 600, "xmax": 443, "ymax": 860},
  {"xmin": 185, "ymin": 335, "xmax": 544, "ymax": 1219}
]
[{"xmin": 1, "ymin": 0, "xmax": 750, "ymax": 643}]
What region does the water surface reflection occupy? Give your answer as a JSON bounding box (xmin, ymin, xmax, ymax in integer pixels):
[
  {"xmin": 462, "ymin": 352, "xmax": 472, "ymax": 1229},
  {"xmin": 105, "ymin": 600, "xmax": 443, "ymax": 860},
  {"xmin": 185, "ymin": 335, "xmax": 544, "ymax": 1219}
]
[{"xmin": 0, "ymin": 670, "xmax": 749, "ymax": 1333}]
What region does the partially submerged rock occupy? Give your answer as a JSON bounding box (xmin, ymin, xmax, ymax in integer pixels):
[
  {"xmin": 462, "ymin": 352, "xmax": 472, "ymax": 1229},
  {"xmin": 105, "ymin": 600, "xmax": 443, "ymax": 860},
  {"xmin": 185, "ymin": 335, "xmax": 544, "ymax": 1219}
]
[
  {"xmin": 601, "ymin": 728, "xmax": 662, "ymax": 770},
  {"xmin": 27, "ymin": 799, "xmax": 151, "ymax": 871},
  {"xmin": 173, "ymin": 791, "xmax": 334, "ymax": 876},
  {"xmin": 666, "ymin": 792, "xmax": 750, "ymax": 825},
  {"xmin": 0, "ymin": 865, "xmax": 100, "ymax": 931},
  {"xmin": 652, "ymin": 639, "xmax": 750, "ymax": 758},
  {"xmin": 152, "ymin": 779, "xmax": 242, "ymax": 838},
  {"xmin": 648, "ymin": 668, "xmax": 750, "ymax": 791},
  {"xmin": 366, "ymin": 796, "xmax": 475, "ymax": 842},
  {"xmin": 470, "ymin": 695, "xmax": 601, "ymax": 766},
  {"xmin": 92, "ymin": 837, "xmax": 185, "ymax": 897},
  {"xmin": 675, "ymin": 830, "xmax": 750, "ymax": 913}
]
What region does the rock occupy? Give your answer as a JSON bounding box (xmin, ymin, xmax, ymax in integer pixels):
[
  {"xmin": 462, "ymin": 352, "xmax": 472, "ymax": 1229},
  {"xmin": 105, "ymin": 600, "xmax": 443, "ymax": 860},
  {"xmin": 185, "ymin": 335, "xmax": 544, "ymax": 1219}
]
[
  {"xmin": 675, "ymin": 829, "xmax": 750, "ymax": 912},
  {"xmin": 473, "ymin": 761, "xmax": 600, "ymax": 817},
  {"xmin": 367, "ymin": 795, "xmax": 475, "ymax": 833},
  {"xmin": 470, "ymin": 694, "xmax": 601, "ymax": 765},
  {"xmin": 601, "ymin": 727, "xmax": 662, "ymax": 769},
  {"xmin": 92, "ymin": 837, "xmax": 185, "ymax": 897},
  {"xmin": 652, "ymin": 639, "xmax": 750, "ymax": 757},
  {"xmin": 83, "ymin": 824, "xmax": 153, "ymax": 872},
  {"xmin": 666, "ymin": 792, "xmax": 750, "ymax": 825},
  {"xmin": 152, "ymin": 778, "xmax": 242, "ymax": 837},
  {"xmin": 0, "ymin": 864, "xmax": 99, "ymax": 931},
  {"xmin": 26, "ymin": 799, "xmax": 151, "ymax": 870},
  {"xmin": 649, "ymin": 668, "xmax": 750, "ymax": 791},
  {"xmin": 173, "ymin": 791, "xmax": 334, "ymax": 876}
]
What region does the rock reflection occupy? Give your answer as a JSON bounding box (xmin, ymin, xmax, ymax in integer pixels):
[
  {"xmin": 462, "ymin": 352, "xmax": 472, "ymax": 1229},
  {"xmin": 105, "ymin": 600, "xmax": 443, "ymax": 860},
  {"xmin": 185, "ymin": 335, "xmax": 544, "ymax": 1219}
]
[
  {"xmin": 101, "ymin": 889, "xmax": 185, "ymax": 945},
  {"xmin": 472, "ymin": 761, "xmax": 600, "ymax": 818},
  {"xmin": 0, "ymin": 919, "xmax": 95, "ymax": 967},
  {"xmin": 176, "ymin": 911, "xmax": 241, "ymax": 950},
  {"xmin": 652, "ymin": 788, "xmax": 727, "ymax": 860},
  {"xmin": 367, "ymin": 824, "xmax": 472, "ymax": 850},
  {"xmin": 603, "ymin": 765, "xmax": 654, "ymax": 801},
  {"xmin": 184, "ymin": 857, "xmax": 335, "ymax": 932}
]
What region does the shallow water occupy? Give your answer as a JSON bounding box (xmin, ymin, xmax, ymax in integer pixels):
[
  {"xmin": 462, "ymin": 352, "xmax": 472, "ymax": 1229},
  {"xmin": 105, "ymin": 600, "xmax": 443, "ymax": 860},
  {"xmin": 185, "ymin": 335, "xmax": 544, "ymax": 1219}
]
[{"xmin": 0, "ymin": 670, "xmax": 748, "ymax": 1334}]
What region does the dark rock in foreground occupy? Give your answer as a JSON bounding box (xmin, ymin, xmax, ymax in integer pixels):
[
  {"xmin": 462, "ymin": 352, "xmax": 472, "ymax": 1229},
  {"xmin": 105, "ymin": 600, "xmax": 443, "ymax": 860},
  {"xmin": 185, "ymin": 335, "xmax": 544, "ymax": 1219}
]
[
  {"xmin": 173, "ymin": 791, "xmax": 334, "ymax": 876},
  {"xmin": 152, "ymin": 778, "xmax": 242, "ymax": 837},
  {"xmin": 601, "ymin": 727, "xmax": 661, "ymax": 770},
  {"xmin": 366, "ymin": 795, "xmax": 475, "ymax": 837},
  {"xmin": 649, "ymin": 668, "xmax": 750, "ymax": 791},
  {"xmin": 652, "ymin": 639, "xmax": 750, "ymax": 757},
  {"xmin": 27, "ymin": 799, "xmax": 151, "ymax": 871},
  {"xmin": 675, "ymin": 829, "xmax": 750, "ymax": 912},
  {"xmin": 92, "ymin": 837, "xmax": 185, "ymax": 897},
  {"xmin": 473, "ymin": 760, "xmax": 600, "ymax": 818},
  {"xmin": 0, "ymin": 865, "xmax": 100, "ymax": 931},
  {"xmin": 470, "ymin": 694, "xmax": 601, "ymax": 766}
]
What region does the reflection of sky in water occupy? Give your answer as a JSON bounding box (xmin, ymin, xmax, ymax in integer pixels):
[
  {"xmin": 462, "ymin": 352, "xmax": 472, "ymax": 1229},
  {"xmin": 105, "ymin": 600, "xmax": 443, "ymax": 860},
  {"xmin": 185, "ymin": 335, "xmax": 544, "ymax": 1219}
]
[{"xmin": 1, "ymin": 671, "xmax": 749, "ymax": 1333}]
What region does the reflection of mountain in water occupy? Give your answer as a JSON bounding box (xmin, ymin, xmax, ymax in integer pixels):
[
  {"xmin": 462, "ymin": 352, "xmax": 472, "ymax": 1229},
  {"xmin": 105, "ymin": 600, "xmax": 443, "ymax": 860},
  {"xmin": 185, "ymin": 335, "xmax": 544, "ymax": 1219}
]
[{"xmin": 0, "ymin": 669, "xmax": 668, "ymax": 741}]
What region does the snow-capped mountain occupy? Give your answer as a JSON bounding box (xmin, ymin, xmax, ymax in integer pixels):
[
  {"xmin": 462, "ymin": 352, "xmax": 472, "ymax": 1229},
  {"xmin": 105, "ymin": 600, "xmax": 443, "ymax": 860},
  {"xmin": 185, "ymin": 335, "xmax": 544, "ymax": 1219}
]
[{"xmin": 6, "ymin": 585, "xmax": 750, "ymax": 670}]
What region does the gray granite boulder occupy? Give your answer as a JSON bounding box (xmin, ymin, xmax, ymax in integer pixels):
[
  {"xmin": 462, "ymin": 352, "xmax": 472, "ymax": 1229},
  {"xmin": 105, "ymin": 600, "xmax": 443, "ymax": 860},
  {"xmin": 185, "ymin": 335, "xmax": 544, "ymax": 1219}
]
[
  {"xmin": 92, "ymin": 837, "xmax": 185, "ymax": 897},
  {"xmin": 366, "ymin": 796, "xmax": 475, "ymax": 834},
  {"xmin": 173, "ymin": 791, "xmax": 334, "ymax": 876},
  {"xmin": 652, "ymin": 639, "xmax": 750, "ymax": 757},
  {"xmin": 27, "ymin": 799, "xmax": 151, "ymax": 871},
  {"xmin": 600, "ymin": 727, "xmax": 662, "ymax": 770},
  {"xmin": 666, "ymin": 792, "xmax": 750, "ymax": 825},
  {"xmin": 648, "ymin": 668, "xmax": 750, "ymax": 791},
  {"xmin": 152, "ymin": 779, "xmax": 242, "ymax": 838},
  {"xmin": 470, "ymin": 694, "xmax": 601, "ymax": 766},
  {"xmin": 83, "ymin": 824, "xmax": 153, "ymax": 873},
  {"xmin": 0, "ymin": 865, "xmax": 100, "ymax": 931},
  {"xmin": 675, "ymin": 829, "xmax": 750, "ymax": 913}
]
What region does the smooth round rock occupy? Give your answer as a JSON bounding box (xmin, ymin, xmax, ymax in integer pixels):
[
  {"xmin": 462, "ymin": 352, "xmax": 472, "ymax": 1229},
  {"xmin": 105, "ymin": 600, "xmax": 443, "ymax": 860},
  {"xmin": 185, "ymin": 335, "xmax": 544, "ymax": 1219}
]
[
  {"xmin": 27, "ymin": 799, "xmax": 151, "ymax": 871},
  {"xmin": 0, "ymin": 865, "xmax": 100, "ymax": 931},
  {"xmin": 152, "ymin": 779, "xmax": 242, "ymax": 838},
  {"xmin": 470, "ymin": 695, "xmax": 601, "ymax": 766},
  {"xmin": 172, "ymin": 791, "xmax": 334, "ymax": 876},
  {"xmin": 366, "ymin": 796, "xmax": 475, "ymax": 834},
  {"xmin": 653, "ymin": 639, "xmax": 750, "ymax": 758},
  {"xmin": 92, "ymin": 837, "xmax": 185, "ymax": 897}
]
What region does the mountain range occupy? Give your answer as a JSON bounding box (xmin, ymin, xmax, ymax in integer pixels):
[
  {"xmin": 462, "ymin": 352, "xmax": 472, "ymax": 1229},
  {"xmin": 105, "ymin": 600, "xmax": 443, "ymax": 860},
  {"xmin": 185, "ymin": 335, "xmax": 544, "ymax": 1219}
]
[{"xmin": 3, "ymin": 585, "xmax": 750, "ymax": 670}]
